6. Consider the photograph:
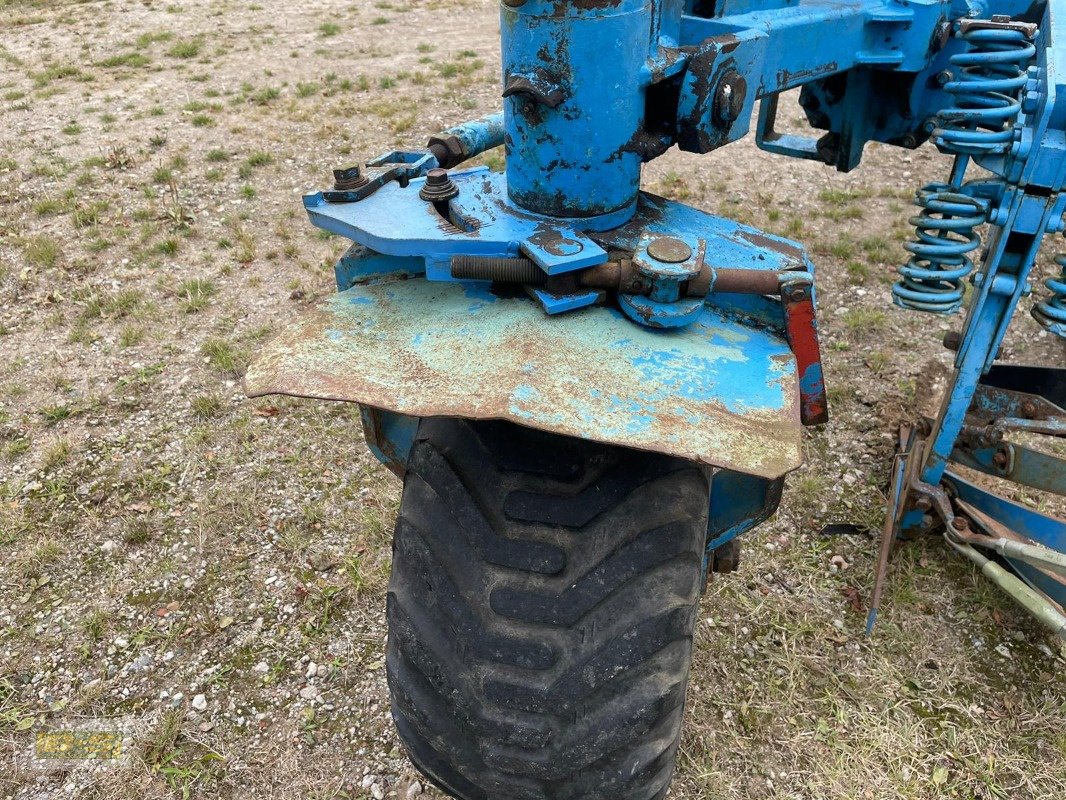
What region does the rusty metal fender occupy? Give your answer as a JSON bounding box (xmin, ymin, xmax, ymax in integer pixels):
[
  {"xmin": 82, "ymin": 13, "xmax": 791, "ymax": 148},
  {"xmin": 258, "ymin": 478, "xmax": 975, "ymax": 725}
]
[{"xmin": 244, "ymin": 277, "xmax": 804, "ymax": 479}]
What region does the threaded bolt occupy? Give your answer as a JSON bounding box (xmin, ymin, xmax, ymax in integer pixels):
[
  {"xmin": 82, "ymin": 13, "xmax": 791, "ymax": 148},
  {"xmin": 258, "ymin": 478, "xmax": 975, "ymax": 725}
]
[{"xmin": 451, "ymin": 255, "xmax": 546, "ymax": 284}]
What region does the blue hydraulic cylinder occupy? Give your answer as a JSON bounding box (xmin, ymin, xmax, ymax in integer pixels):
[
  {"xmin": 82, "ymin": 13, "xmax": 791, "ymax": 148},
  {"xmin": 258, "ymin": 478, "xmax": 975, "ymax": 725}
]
[{"xmin": 500, "ymin": 0, "xmax": 651, "ymax": 224}]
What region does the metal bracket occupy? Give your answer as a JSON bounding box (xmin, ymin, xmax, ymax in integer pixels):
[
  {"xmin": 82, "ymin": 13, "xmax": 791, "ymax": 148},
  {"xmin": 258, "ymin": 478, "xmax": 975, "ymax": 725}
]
[
  {"xmin": 756, "ymin": 93, "xmax": 837, "ymax": 165},
  {"xmin": 323, "ymin": 150, "xmax": 438, "ymax": 204}
]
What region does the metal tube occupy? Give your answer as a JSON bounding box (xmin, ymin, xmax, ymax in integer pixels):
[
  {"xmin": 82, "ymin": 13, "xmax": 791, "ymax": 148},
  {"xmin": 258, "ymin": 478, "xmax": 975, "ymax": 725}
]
[
  {"xmin": 501, "ymin": 0, "xmax": 648, "ymax": 220},
  {"xmin": 712, "ymin": 268, "xmax": 783, "ymax": 295},
  {"xmin": 946, "ymin": 535, "xmax": 1066, "ymax": 640},
  {"xmin": 427, "ymin": 112, "xmax": 505, "ymax": 169},
  {"xmin": 974, "ymin": 537, "xmax": 1066, "ymax": 577},
  {"xmin": 994, "ymin": 539, "xmax": 1066, "ymax": 576}
]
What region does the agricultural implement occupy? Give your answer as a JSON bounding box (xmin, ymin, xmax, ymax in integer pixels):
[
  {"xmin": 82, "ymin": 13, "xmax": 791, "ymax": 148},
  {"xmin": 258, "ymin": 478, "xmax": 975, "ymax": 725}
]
[{"xmin": 246, "ymin": 1, "xmax": 1066, "ymax": 797}]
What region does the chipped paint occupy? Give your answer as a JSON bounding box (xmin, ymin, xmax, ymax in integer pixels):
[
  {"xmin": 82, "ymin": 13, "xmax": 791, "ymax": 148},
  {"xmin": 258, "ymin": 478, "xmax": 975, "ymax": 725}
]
[{"xmin": 245, "ymin": 278, "xmax": 804, "ymax": 479}]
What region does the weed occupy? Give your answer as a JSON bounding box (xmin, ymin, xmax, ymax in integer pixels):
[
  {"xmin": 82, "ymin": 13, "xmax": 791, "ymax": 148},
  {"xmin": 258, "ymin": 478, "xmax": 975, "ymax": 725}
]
[
  {"xmin": 72, "ymin": 201, "xmax": 108, "ymax": 229},
  {"xmin": 191, "ymin": 394, "xmax": 224, "ymax": 418},
  {"xmin": 123, "ymin": 517, "xmax": 153, "ymax": 545},
  {"xmin": 245, "ymin": 151, "xmax": 273, "ymax": 167},
  {"xmin": 177, "ymin": 278, "xmax": 217, "ymax": 313},
  {"xmin": 98, "ymin": 52, "xmax": 150, "ymax": 69},
  {"xmin": 250, "ymin": 87, "xmax": 280, "ymax": 105},
  {"xmin": 168, "ymin": 39, "xmax": 203, "ymax": 59},
  {"xmin": 201, "ymin": 339, "xmax": 247, "ymax": 377},
  {"xmin": 843, "ymin": 308, "xmax": 888, "ymax": 332},
  {"xmin": 39, "ymin": 404, "xmax": 74, "ymax": 426},
  {"xmin": 119, "ymin": 326, "xmax": 145, "ymax": 348},
  {"xmin": 23, "ymin": 235, "xmax": 61, "ymax": 268},
  {"xmin": 40, "ymin": 438, "xmax": 71, "ymax": 471}
]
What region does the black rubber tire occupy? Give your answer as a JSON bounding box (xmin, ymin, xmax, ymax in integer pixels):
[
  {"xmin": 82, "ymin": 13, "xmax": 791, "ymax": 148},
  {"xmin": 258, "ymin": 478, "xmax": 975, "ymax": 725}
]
[{"xmin": 386, "ymin": 417, "xmax": 711, "ymax": 800}]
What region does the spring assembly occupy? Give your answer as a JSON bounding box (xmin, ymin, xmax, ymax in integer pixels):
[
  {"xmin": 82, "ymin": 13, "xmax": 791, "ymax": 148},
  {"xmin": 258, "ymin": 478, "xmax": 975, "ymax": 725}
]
[
  {"xmin": 894, "ymin": 21, "xmax": 1036, "ymax": 314},
  {"xmin": 1032, "ymin": 252, "xmax": 1066, "ymax": 337},
  {"xmin": 893, "ymin": 185, "xmax": 989, "ymax": 313},
  {"xmin": 933, "ymin": 26, "xmax": 1036, "ymax": 156}
]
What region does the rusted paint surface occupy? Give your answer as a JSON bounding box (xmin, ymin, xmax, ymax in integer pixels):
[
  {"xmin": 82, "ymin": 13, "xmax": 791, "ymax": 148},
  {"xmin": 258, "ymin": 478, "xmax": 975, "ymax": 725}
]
[
  {"xmin": 245, "ymin": 278, "xmax": 804, "ymax": 479},
  {"xmin": 781, "ymin": 282, "xmax": 829, "ymax": 426}
]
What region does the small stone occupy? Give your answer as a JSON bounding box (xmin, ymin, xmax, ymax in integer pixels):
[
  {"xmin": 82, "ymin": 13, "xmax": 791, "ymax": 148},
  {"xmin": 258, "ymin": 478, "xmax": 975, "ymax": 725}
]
[
  {"xmin": 131, "ymin": 654, "xmax": 153, "ymax": 672},
  {"xmin": 404, "ymin": 781, "xmax": 423, "ymax": 800},
  {"xmin": 299, "ymin": 685, "xmax": 319, "ymax": 701},
  {"xmin": 253, "ymin": 661, "xmax": 269, "ymax": 674},
  {"xmin": 191, "ymin": 693, "xmax": 208, "ymax": 711},
  {"xmin": 370, "ymin": 784, "xmax": 385, "ymax": 800},
  {"xmin": 307, "ymin": 551, "xmax": 336, "ymax": 572},
  {"xmin": 306, "ymin": 662, "xmax": 318, "ymax": 679}
]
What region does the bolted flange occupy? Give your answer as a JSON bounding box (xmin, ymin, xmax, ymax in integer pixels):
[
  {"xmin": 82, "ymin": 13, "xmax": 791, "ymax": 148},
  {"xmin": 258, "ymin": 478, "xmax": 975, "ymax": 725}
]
[{"xmin": 419, "ymin": 168, "xmax": 460, "ymax": 203}]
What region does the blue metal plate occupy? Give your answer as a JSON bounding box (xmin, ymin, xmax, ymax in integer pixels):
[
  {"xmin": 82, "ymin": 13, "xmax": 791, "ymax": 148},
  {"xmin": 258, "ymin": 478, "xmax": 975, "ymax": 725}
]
[{"xmin": 245, "ymin": 278, "xmax": 804, "ymax": 479}]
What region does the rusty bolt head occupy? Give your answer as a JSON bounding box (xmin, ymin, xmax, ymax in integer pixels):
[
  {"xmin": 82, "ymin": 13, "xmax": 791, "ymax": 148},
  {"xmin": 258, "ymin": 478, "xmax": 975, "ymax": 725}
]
[
  {"xmin": 992, "ymin": 450, "xmax": 1009, "ymax": 468},
  {"xmin": 936, "ymin": 70, "xmax": 953, "ymax": 86},
  {"xmin": 713, "ymin": 72, "xmax": 747, "ymax": 125},
  {"xmin": 915, "ymin": 496, "xmax": 932, "ymax": 512},
  {"xmin": 951, "ymin": 517, "xmax": 970, "ymax": 531},
  {"xmin": 1020, "ymin": 400, "xmax": 1037, "ymax": 418},
  {"xmin": 646, "ymin": 237, "xmax": 692, "ymax": 264},
  {"xmin": 788, "ymin": 286, "xmax": 807, "ymax": 302},
  {"xmin": 425, "ymin": 169, "xmax": 449, "ymax": 186},
  {"xmin": 333, "ymin": 165, "xmax": 369, "ymax": 191},
  {"xmin": 419, "ymin": 168, "xmax": 460, "ymax": 203}
]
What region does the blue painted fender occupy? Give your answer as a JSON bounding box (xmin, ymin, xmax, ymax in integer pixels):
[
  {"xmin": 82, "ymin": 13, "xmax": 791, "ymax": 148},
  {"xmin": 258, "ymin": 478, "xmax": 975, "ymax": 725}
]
[{"xmin": 244, "ymin": 276, "xmax": 805, "ymax": 479}]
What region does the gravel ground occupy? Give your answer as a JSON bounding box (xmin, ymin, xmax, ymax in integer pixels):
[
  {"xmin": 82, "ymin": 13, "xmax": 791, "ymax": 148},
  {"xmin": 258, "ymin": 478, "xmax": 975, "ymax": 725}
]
[{"xmin": 0, "ymin": 1, "xmax": 1064, "ymax": 799}]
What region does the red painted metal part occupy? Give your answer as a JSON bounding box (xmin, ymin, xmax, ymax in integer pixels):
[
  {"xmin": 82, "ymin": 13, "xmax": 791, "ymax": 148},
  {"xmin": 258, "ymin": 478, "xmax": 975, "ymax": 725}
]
[{"xmin": 781, "ymin": 282, "xmax": 830, "ymax": 426}]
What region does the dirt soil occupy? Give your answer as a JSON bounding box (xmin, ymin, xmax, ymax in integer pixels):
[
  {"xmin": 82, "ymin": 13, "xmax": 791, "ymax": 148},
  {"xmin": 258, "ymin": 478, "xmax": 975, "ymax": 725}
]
[{"xmin": 0, "ymin": 1, "xmax": 1064, "ymax": 799}]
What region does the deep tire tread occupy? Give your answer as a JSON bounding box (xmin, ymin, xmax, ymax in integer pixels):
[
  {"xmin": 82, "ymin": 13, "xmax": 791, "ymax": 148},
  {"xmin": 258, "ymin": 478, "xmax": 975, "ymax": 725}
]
[{"xmin": 387, "ymin": 418, "xmax": 710, "ymax": 800}]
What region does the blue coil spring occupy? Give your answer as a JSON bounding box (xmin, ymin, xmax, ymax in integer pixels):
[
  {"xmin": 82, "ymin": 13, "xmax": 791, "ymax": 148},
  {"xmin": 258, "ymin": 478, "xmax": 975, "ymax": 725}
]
[
  {"xmin": 933, "ymin": 27, "xmax": 1036, "ymax": 156},
  {"xmin": 893, "ymin": 185, "xmax": 989, "ymax": 313},
  {"xmin": 894, "ymin": 23, "xmax": 1035, "ymax": 314},
  {"xmin": 1032, "ymin": 253, "xmax": 1066, "ymax": 336}
]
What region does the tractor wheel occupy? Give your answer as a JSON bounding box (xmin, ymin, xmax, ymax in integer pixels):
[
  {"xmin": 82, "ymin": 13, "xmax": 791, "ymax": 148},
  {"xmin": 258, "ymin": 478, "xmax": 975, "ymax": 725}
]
[{"xmin": 386, "ymin": 417, "xmax": 711, "ymax": 800}]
